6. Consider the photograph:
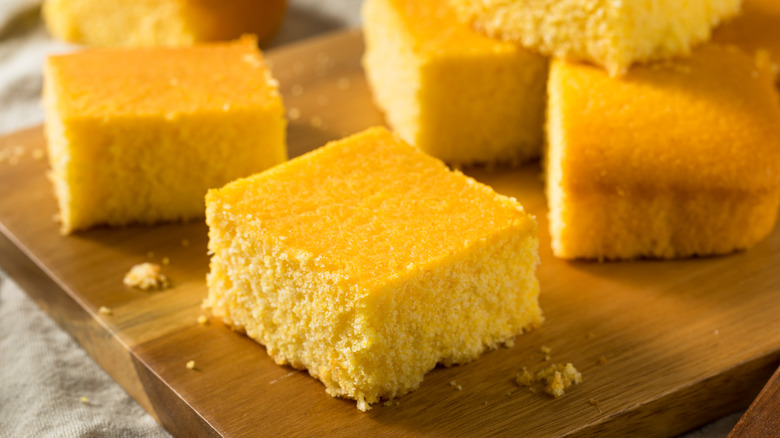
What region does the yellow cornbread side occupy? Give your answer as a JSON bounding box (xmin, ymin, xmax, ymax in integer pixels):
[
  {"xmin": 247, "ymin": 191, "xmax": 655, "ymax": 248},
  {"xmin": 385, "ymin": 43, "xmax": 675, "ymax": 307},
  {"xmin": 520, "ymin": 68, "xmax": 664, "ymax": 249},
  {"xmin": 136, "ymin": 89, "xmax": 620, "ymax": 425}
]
[
  {"xmin": 362, "ymin": 0, "xmax": 547, "ymax": 166},
  {"xmin": 547, "ymin": 44, "xmax": 780, "ymax": 260},
  {"xmin": 205, "ymin": 127, "xmax": 542, "ymax": 411},
  {"xmin": 713, "ymin": 0, "xmax": 780, "ymax": 80},
  {"xmin": 43, "ymin": 0, "xmax": 287, "ymax": 47},
  {"xmin": 43, "ymin": 37, "xmax": 286, "ymax": 234},
  {"xmin": 449, "ymin": 0, "xmax": 741, "ymax": 76}
]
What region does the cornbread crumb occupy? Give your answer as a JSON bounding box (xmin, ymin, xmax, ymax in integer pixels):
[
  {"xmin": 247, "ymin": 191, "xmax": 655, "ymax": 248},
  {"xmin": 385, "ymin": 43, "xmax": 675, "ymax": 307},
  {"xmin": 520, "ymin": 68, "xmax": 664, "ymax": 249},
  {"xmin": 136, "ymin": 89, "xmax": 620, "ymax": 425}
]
[
  {"xmin": 288, "ymin": 107, "xmax": 301, "ymax": 120},
  {"xmin": 589, "ymin": 398, "xmax": 602, "ymax": 412},
  {"xmin": 541, "ymin": 345, "xmax": 552, "ymax": 361},
  {"xmin": 80, "ymin": 396, "xmax": 88, "ymax": 404},
  {"xmin": 598, "ymin": 356, "xmax": 608, "ymax": 365},
  {"xmin": 98, "ymin": 306, "xmax": 112, "ymax": 315},
  {"xmin": 448, "ymin": 380, "xmax": 463, "ymax": 391},
  {"xmin": 516, "ymin": 363, "xmax": 583, "ymax": 398},
  {"xmin": 123, "ymin": 263, "xmax": 170, "ymax": 290},
  {"xmin": 186, "ymin": 360, "xmax": 196, "ymax": 370},
  {"xmin": 197, "ymin": 315, "xmax": 209, "ymax": 325},
  {"xmin": 538, "ymin": 363, "xmax": 583, "ymax": 398},
  {"xmin": 515, "ymin": 367, "xmax": 535, "ymax": 388},
  {"xmin": 161, "ymin": 257, "xmax": 170, "ymax": 266}
]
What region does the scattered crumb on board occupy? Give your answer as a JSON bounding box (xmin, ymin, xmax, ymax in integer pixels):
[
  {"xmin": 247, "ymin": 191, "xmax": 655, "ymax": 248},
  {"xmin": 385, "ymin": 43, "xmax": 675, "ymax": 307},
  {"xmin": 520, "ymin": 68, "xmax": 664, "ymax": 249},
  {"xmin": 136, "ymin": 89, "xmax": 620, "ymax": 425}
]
[
  {"xmin": 516, "ymin": 363, "xmax": 583, "ymax": 398},
  {"xmin": 123, "ymin": 263, "xmax": 170, "ymax": 290}
]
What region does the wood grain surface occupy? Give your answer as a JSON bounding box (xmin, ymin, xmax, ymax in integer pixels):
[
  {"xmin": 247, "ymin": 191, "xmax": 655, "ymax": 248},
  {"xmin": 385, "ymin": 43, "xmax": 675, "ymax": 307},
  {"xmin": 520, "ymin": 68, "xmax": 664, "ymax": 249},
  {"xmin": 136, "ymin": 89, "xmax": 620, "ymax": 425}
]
[{"xmin": 1, "ymin": 29, "xmax": 780, "ymax": 437}]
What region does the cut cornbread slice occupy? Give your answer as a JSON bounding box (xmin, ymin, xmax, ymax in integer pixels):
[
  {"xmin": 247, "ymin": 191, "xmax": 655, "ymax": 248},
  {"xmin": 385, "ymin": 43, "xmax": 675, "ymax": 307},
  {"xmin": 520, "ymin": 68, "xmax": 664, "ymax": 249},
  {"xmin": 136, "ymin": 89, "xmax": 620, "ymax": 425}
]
[
  {"xmin": 713, "ymin": 0, "xmax": 780, "ymax": 81},
  {"xmin": 43, "ymin": 0, "xmax": 287, "ymax": 47},
  {"xmin": 205, "ymin": 127, "xmax": 542, "ymax": 411},
  {"xmin": 449, "ymin": 0, "xmax": 740, "ymax": 76},
  {"xmin": 362, "ymin": 0, "xmax": 548, "ymax": 166},
  {"xmin": 547, "ymin": 44, "xmax": 780, "ymax": 260},
  {"xmin": 43, "ymin": 36, "xmax": 286, "ymax": 234}
]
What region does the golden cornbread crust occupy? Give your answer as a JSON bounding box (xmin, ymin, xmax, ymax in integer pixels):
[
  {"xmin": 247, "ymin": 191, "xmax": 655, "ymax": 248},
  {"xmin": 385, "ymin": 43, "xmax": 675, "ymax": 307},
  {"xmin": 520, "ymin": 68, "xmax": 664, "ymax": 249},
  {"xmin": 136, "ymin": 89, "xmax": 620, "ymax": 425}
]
[
  {"xmin": 43, "ymin": 0, "xmax": 287, "ymax": 47},
  {"xmin": 205, "ymin": 127, "xmax": 542, "ymax": 410},
  {"xmin": 361, "ymin": 0, "xmax": 548, "ymax": 166},
  {"xmin": 547, "ymin": 44, "xmax": 780, "ymax": 260},
  {"xmin": 43, "ymin": 36, "xmax": 287, "ymax": 234},
  {"xmin": 449, "ymin": 0, "xmax": 740, "ymax": 76}
]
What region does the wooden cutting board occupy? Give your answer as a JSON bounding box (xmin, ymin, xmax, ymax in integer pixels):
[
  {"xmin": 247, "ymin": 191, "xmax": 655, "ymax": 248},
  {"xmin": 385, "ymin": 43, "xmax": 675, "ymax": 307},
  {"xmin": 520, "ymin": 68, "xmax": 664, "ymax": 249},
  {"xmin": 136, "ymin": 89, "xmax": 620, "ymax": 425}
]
[{"xmin": 2, "ymin": 29, "xmax": 780, "ymax": 437}]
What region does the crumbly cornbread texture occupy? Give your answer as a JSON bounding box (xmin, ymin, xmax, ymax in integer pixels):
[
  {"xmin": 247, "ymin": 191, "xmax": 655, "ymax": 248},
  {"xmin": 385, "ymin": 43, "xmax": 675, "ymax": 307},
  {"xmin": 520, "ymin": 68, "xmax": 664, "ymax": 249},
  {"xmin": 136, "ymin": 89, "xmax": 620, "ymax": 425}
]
[
  {"xmin": 546, "ymin": 44, "xmax": 780, "ymax": 260},
  {"xmin": 362, "ymin": 0, "xmax": 547, "ymax": 166},
  {"xmin": 205, "ymin": 127, "xmax": 542, "ymax": 411},
  {"xmin": 43, "ymin": 0, "xmax": 287, "ymax": 47},
  {"xmin": 449, "ymin": 0, "xmax": 740, "ymax": 76},
  {"xmin": 713, "ymin": 0, "xmax": 780, "ymax": 80},
  {"xmin": 123, "ymin": 263, "xmax": 170, "ymax": 291},
  {"xmin": 43, "ymin": 36, "xmax": 286, "ymax": 234},
  {"xmin": 516, "ymin": 363, "xmax": 582, "ymax": 398}
]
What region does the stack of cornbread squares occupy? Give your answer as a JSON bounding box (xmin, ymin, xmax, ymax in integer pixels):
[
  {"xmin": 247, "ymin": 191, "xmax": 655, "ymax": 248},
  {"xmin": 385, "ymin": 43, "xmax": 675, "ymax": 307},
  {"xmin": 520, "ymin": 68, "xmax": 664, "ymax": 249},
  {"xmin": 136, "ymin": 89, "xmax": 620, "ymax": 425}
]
[
  {"xmin": 43, "ymin": 5, "xmax": 544, "ymax": 412},
  {"xmin": 41, "ymin": 0, "xmax": 780, "ymax": 412},
  {"xmin": 363, "ymin": 0, "xmax": 780, "ymax": 260}
]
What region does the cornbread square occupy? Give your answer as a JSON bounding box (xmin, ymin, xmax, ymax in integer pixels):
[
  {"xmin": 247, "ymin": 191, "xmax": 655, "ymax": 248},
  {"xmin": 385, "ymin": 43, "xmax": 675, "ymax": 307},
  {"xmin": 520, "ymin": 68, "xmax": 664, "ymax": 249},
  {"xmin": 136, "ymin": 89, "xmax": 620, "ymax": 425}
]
[
  {"xmin": 43, "ymin": 0, "xmax": 287, "ymax": 47},
  {"xmin": 713, "ymin": 0, "xmax": 780, "ymax": 81},
  {"xmin": 205, "ymin": 127, "xmax": 542, "ymax": 411},
  {"xmin": 362, "ymin": 0, "xmax": 548, "ymax": 166},
  {"xmin": 43, "ymin": 36, "xmax": 286, "ymax": 234},
  {"xmin": 547, "ymin": 44, "xmax": 780, "ymax": 260},
  {"xmin": 449, "ymin": 0, "xmax": 740, "ymax": 76}
]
